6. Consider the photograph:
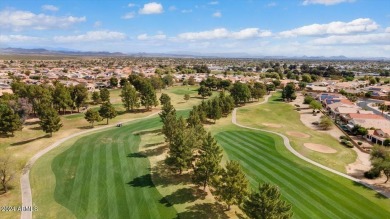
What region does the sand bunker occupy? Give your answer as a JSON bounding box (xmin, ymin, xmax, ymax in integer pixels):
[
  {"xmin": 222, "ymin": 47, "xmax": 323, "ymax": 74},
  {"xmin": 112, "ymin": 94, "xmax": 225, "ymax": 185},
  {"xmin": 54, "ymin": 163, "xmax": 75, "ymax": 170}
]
[
  {"xmin": 262, "ymin": 123, "xmax": 282, "ymax": 128},
  {"xmin": 304, "ymin": 143, "xmax": 337, "ymax": 154},
  {"xmin": 286, "ymin": 131, "xmax": 310, "ymax": 138}
]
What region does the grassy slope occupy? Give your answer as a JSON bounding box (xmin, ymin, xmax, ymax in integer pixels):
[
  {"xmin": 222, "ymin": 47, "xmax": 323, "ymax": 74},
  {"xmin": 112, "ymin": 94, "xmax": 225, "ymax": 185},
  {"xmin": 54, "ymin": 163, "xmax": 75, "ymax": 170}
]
[
  {"xmin": 32, "ymin": 117, "xmax": 177, "ymax": 219},
  {"xmin": 236, "ymin": 92, "xmax": 356, "ymax": 173}
]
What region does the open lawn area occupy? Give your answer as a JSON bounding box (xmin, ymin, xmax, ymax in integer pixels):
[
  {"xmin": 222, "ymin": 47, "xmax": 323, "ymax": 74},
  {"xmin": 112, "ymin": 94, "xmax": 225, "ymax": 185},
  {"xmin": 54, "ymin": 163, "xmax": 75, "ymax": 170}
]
[{"xmin": 236, "ymin": 92, "xmax": 357, "ymax": 173}]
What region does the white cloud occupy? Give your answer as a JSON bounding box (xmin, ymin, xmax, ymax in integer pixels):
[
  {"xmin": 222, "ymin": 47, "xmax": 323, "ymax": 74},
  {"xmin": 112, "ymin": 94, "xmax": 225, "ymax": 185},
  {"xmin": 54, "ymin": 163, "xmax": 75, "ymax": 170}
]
[
  {"xmin": 122, "ymin": 12, "xmax": 135, "ymax": 19},
  {"xmin": 267, "ymin": 2, "xmax": 277, "ymax": 7},
  {"xmin": 208, "ymin": 1, "xmax": 219, "ymax": 5},
  {"xmin": 168, "ymin": 6, "xmax": 177, "ymax": 11},
  {"xmin": 94, "ymin": 21, "xmax": 102, "ymax": 28},
  {"xmin": 139, "ymin": 2, "xmax": 163, "ymax": 14},
  {"xmin": 385, "ymin": 27, "xmax": 390, "ymax": 33},
  {"xmin": 311, "ymin": 33, "xmax": 390, "ymax": 45},
  {"xmin": 54, "ymin": 31, "xmax": 126, "ymax": 43},
  {"xmin": 42, "ymin": 5, "xmax": 59, "ymax": 11},
  {"xmin": 128, "ymin": 3, "xmax": 135, "ymax": 7},
  {"xmin": 137, "ymin": 33, "xmax": 167, "ymax": 40},
  {"xmin": 212, "ymin": 11, "xmax": 222, "ymax": 18},
  {"xmin": 0, "ymin": 34, "xmax": 42, "ymax": 43},
  {"xmin": 178, "ymin": 28, "xmax": 271, "ymax": 40},
  {"xmin": 302, "ymin": 0, "xmax": 355, "ymax": 5},
  {"xmin": 0, "ymin": 9, "xmax": 85, "ymax": 31},
  {"xmin": 181, "ymin": 9, "xmax": 192, "ymax": 13},
  {"xmin": 280, "ymin": 18, "xmax": 378, "ymax": 37}
]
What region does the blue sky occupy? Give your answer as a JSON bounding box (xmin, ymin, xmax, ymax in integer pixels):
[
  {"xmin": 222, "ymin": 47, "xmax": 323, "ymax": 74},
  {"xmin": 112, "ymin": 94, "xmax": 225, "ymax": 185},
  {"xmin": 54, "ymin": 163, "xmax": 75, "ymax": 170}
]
[{"xmin": 1, "ymin": 0, "xmax": 390, "ymax": 57}]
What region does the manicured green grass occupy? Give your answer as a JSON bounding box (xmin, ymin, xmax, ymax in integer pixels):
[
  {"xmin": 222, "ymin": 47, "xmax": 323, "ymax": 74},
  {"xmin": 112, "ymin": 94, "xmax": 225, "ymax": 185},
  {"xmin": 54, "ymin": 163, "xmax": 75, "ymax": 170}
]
[
  {"xmin": 32, "ymin": 117, "xmax": 177, "ymax": 219},
  {"xmin": 215, "ymin": 129, "xmax": 390, "ymax": 218},
  {"xmin": 237, "ymin": 92, "xmax": 356, "ymax": 173}
]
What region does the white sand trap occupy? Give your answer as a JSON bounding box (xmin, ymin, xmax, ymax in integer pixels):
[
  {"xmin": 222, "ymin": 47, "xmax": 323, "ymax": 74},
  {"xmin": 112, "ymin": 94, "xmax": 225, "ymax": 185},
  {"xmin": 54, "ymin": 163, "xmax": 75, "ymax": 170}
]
[
  {"xmin": 286, "ymin": 131, "xmax": 310, "ymax": 138},
  {"xmin": 304, "ymin": 143, "xmax": 337, "ymax": 153},
  {"xmin": 262, "ymin": 123, "xmax": 282, "ymax": 128}
]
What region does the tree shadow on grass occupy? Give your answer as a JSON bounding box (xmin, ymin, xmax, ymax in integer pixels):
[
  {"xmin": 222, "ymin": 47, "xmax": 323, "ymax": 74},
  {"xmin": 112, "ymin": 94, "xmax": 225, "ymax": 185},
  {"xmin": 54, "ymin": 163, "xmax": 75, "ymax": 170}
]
[
  {"xmin": 152, "ymin": 160, "xmax": 192, "ymax": 188},
  {"xmin": 159, "ymin": 187, "xmax": 204, "ymax": 207},
  {"xmin": 352, "ymin": 181, "xmax": 388, "ymax": 199},
  {"xmin": 10, "ymin": 135, "xmax": 49, "ymax": 146},
  {"xmin": 127, "ymin": 174, "xmax": 154, "ymax": 188},
  {"xmin": 127, "ymin": 145, "xmax": 167, "ymax": 158},
  {"xmin": 77, "ymin": 126, "xmax": 94, "ymax": 130},
  {"xmin": 175, "ymin": 202, "xmax": 229, "ymax": 219},
  {"xmin": 144, "ymin": 142, "xmax": 165, "ymax": 148},
  {"xmin": 127, "ymin": 152, "xmax": 147, "ymax": 158}
]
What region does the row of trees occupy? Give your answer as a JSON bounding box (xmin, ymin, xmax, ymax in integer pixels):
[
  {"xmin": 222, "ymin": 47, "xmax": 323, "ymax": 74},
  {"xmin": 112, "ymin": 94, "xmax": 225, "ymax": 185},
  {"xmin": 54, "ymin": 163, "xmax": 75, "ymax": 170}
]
[{"xmin": 159, "ymin": 94, "xmax": 292, "ymax": 218}]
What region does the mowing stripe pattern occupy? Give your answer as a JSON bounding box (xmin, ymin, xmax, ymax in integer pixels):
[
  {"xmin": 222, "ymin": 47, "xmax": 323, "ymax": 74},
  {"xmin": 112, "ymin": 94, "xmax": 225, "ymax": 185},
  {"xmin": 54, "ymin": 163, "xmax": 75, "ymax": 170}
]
[
  {"xmin": 215, "ymin": 131, "xmax": 390, "ymax": 219},
  {"xmin": 51, "ymin": 117, "xmax": 177, "ymax": 219}
]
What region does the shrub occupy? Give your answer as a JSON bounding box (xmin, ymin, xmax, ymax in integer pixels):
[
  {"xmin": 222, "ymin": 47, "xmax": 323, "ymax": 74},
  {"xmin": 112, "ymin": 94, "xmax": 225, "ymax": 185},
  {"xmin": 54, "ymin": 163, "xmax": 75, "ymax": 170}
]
[
  {"xmin": 339, "ymin": 135, "xmax": 351, "ymax": 141},
  {"xmin": 364, "ymin": 169, "xmax": 380, "ymax": 179},
  {"xmin": 303, "ymin": 96, "xmax": 314, "ymax": 104},
  {"xmin": 357, "ymin": 141, "xmax": 363, "ymax": 146}
]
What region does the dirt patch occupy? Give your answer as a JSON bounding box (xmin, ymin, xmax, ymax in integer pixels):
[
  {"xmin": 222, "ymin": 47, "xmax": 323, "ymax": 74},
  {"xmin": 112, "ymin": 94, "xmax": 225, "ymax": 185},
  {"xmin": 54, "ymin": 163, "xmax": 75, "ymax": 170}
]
[
  {"xmin": 262, "ymin": 123, "xmax": 282, "ymax": 128},
  {"xmin": 286, "ymin": 131, "xmax": 310, "ymax": 138},
  {"xmin": 304, "ymin": 143, "xmax": 337, "ymax": 153}
]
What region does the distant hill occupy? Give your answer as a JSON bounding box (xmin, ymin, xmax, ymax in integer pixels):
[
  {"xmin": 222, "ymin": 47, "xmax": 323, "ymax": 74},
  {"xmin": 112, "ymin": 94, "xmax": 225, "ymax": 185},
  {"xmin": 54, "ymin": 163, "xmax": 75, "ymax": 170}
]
[{"xmin": 1, "ymin": 47, "xmax": 389, "ymax": 61}]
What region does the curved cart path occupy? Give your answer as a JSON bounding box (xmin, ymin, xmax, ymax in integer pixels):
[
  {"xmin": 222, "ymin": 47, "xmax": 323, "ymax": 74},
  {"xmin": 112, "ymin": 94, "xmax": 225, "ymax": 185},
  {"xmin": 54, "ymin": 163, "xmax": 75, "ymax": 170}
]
[
  {"xmin": 20, "ymin": 112, "xmax": 160, "ymax": 219},
  {"xmin": 231, "ymin": 95, "xmax": 390, "ymax": 198}
]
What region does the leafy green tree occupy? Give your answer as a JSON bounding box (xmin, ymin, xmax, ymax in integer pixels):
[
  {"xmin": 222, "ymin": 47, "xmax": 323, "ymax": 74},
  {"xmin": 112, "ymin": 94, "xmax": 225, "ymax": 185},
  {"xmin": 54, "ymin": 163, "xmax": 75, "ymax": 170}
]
[
  {"xmin": 303, "ymin": 96, "xmax": 314, "ymax": 104},
  {"xmin": 109, "ymin": 77, "xmax": 118, "ymax": 87},
  {"xmin": 351, "ymin": 124, "xmax": 368, "ymax": 136},
  {"xmin": 70, "ymin": 84, "xmax": 88, "ymax": 112},
  {"xmin": 119, "ymin": 78, "xmax": 128, "ymax": 87},
  {"xmin": 39, "ymin": 108, "xmax": 62, "ymax": 136},
  {"xmin": 242, "ymin": 183, "xmax": 293, "ymax": 219},
  {"xmin": 370, "ymin": 146, "xmax": 390, "ymax": 183},
  {"xmin": 53, "ymin": 82, "xmax": 72, "ymax": 114},
  {"xmin": 214, "ymin": 160, "xmax": 249, "ymax": 210},
  {"xmin": 0, "ymin": 104, "xmax": 22, "ymax": 136},
  {"xmin": 188, "ymin": 76, "xmax": 196, "ymax": 85},
  {"xmin": 120, "ymin": 83, "xmax": 139, "ymax": 111},
  {"xmin": 251, "ymin": 82, "xmax": 266, "ymax": 101},
  {"xmin": 184, "ymin": 94, "xmax": 190, "ymax": 102},
  {"xmin": 281, "ymin": 83, "xmax": 296, "ymax": 102},
  {"xmin": 319, "ymin": 116, "xmax": 333, "ymax": 130},
  {"xmin": 100, "ymin": 88, "xmax": 110, "ymax": 103},
  {"xmin": 309, "ymin": 100, "xmax": 322, "ymax": 115},
  {"xmin": 219, "ymin": 92, "xmax": 235, "ymax": 116},
  {"xmin": 0, "ymin": 154, "xmax": 15, "ymax": 193},
  {"xmin": 91, "ymin": 91, "xmax": 101, "ymax": 104},
  {"xmin": 230, "ymin": 82, "xmax": 251, "ymax": 105},
  {"xmin": 99, "ymin": 102, "xmax": 117, "ymax": 124},
  {"xmin": 150, "ymin": 76, "xmax": 164, "ymax": 91},
  {"xmin": 162, "ymin": 74, "xmax": 174, "ymax": 87},
  {"xmin": 159, "ymin": 93, "xmax": 171, "ymax": 106},
  {"xmin": 84, "ymin": 108, "xmax": 102, "ymax": 127},
  {"xmin": 198, "ymin": 85, "xmax": 212, "ymax": 99},
  {"xmin": 139, "ymin": 80, "xmax": 158, "ymax": 111},
  {"xmin": 193, "ymin": 132, "xmax": 222, "ymax": 190},
  {"xmin": 301, "ymin": 74, "xmax": 312, "ymax": 83}
]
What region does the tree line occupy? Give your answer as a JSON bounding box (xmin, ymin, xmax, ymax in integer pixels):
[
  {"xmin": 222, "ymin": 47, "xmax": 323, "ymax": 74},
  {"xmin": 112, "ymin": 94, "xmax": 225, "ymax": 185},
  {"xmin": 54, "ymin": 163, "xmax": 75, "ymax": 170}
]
[{"xmin": 159, "ymin": 94, "xmax": 293, "ymax": 218}]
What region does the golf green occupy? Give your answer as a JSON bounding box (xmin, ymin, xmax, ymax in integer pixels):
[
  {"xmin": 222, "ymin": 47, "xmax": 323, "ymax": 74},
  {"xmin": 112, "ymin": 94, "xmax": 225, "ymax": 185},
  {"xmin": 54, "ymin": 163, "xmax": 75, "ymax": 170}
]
[{"xmin": 215, "ymin": 130, "xmax": 390, "ymax": 218}]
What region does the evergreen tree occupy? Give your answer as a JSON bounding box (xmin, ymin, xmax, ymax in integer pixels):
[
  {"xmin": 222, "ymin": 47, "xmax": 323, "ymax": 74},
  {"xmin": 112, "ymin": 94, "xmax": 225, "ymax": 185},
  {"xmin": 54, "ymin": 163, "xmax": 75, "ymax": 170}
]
[
  {"xmin": 187, "ymin": 106, "xmax": 202, "ymax": 127},
  {"xmin": 140, "ymin": 80, "xmax": 158, "ymax": 111},
  {"xmin": 0, "ymin": 104, "xmax": 22, "ymax": 136},
  {"xmin": 159, "ymin": 93, "xmax": 171, "ymax": 106},
  {"xmin": 99, "ymin": 102, "xmax": 117, "ymax": 124},
  {"xmin": 193, "ymin": 132, "xmax": 222, "ymax": 190},
  {"xmin": 161, "ymin": 109, "xmax": 177, "ymax": 144},
  {"xmin": 39, "ymin": 108, "xmax": 62, "ymax": 137},
  {"xmin": 159, "ymin": 100, "xmax": 175, "ymax": 124},
  {"xmin": 167, "ymin": 117, "xmax": 194, "ymax": 174},
  {"xmin": 84, "ymin": 108, "xmax": 102, "ymax": 127},
  {"xmin": 214, "ymin": 160, "xmax": 249, "ymax": 210},
  {"xmin": 120, "ymin": 82, "xmax": 139, "ymax": 111},
  {"xmin": 197, "ymin": 101, "xmax": 209, "ymax": 123},
  {"xmin": 91, "ymin": 91, "xmax": 101, "ymax": 104},
  {"xmin": 100, "ymin": 88, "xmax": 110, "ymax": 102},
  {"xmin": 208, "ymin": 98, "xmax": 222, "ymax": 123},
  {"xmin": 242, "ymin": 183, "xmax": 293, "ymax": 219}
]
